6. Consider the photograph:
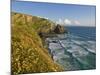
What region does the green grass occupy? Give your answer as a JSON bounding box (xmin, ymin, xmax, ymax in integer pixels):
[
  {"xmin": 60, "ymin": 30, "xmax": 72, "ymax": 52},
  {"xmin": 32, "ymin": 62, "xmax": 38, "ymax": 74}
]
[{"xmin": 11, "ymin": 12, "xmax": 63, "ymax": 75}]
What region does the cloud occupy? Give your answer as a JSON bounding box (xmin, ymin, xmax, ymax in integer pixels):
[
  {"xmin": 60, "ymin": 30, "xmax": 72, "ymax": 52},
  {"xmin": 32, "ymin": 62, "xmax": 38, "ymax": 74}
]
[
  {"xmin": 56, "ymin": 19, "xmax": 63, "ymax": 24},
  {"xmin": 74, "ymin": 20, "xmax": 80, "ymax": 25},
  {"xmin": 64, "ymin": 19, "xmax": 72, "ymax": 25},
  {"xmin": 56, "ymin": 18, "xmax": 72, "ymax": 25},
  {"xmin": 56, "ymin": 18, "xmax": 81, "ymax": 26}
]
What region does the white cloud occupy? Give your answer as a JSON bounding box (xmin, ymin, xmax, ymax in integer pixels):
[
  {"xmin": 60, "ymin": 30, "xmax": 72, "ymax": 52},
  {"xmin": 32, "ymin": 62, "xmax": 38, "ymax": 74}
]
[
  {"xmin": 56, "ymin": 18, "xmax": 81, "ymax": 26},
  {"xmin": 56, "ymin": 18, "xmax": 63, "ymax": 25},
  {"xmin": 56, "ymin": 18, "xmax": 72, "ymax": 25},
  {"xmin": 64, "ymin": 19, "xmax": 72, "ymax": 25},
  {"xmin": 74, "ymin": 20, "xmax": 80, "ymax": 25}
]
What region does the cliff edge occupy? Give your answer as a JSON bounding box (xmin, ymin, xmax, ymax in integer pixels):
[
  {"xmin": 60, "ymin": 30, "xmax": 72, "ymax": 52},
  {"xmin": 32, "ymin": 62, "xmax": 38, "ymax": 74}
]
[{"xmin": 11, "ymin": 12, "xmax": 63, "ymax": 75}]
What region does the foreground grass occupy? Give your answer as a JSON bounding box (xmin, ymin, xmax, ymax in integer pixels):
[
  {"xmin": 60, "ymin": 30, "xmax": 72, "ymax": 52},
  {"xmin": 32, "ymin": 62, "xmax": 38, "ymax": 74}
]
[{"xmin": 11, "ymin": 12, "xmax": 63, "ymax": 75}]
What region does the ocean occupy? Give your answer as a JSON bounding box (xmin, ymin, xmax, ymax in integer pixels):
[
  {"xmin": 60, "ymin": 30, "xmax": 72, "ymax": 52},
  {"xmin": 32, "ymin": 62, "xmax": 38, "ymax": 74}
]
[
  {"xmin": 46, "ymin": 26, "xmax": 96, "ymax": 71},
  {"xmin": 67, "ymin": 26, "xmax": 96, "ymax": 41}
]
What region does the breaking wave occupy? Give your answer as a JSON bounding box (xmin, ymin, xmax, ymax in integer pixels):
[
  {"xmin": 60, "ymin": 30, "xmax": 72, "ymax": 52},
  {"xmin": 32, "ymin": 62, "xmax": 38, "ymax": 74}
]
[{"xmin": 46, "ymin": 33, "xmax": 96, "ymax": 71}]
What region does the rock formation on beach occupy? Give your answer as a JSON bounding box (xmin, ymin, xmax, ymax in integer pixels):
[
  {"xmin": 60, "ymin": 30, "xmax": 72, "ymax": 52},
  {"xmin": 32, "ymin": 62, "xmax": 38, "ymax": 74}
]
[{"xmin": 11, "ymin": 12, "xmax": 64, "ymax": 75}]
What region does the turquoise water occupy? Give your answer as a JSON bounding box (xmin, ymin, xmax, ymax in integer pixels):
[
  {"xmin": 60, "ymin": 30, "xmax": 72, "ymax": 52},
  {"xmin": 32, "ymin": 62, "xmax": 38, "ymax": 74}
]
[{"xmin": 46, "ymin": 26, "xmax": 96, "ymax": 71}]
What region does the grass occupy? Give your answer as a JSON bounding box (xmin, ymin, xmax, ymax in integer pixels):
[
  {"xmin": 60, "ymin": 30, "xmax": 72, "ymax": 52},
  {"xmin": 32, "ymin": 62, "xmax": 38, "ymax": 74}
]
[{"xmin": 11, "ymin": 12, "xmax": 63, "ymax": 75}]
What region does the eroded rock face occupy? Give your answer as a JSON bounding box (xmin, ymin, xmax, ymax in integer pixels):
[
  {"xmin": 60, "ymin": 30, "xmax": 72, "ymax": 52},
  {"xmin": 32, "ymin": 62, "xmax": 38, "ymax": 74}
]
[{"xmin": 54, "ymin": 24, "xmax": 65, "ymax": 34}]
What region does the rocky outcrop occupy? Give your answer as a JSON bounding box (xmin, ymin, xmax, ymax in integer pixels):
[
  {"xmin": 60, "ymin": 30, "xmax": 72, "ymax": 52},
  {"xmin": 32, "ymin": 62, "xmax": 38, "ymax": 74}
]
[{"xmin": 54, "ymin": 24, "xmax": 64, "ymax": 34}]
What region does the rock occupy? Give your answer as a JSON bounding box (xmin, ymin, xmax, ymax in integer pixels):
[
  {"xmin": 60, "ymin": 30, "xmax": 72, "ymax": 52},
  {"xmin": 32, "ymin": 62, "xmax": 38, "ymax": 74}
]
[{"xmin": 54, "ymin": 24, "xmax": 64, "ymax": 34}]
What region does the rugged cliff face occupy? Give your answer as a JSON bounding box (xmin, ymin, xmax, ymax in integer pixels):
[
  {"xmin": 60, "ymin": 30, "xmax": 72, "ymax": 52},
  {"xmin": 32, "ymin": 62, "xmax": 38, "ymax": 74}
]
[{"xmin": 11, "ymin": 12, "xmax": 63, "ymax": 75}]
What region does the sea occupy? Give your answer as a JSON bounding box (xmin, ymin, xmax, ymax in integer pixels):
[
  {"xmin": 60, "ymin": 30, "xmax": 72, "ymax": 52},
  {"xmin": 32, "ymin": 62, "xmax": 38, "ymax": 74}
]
[{"xmin": 46, "ymin": 26, "xmax": 96, "ymax": 71}]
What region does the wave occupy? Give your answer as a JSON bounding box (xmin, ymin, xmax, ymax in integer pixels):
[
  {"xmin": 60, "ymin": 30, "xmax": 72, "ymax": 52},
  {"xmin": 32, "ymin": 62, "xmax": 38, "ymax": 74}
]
[{"xmin": 46, "ymin": 33, "xmax": 96, "ymax": 70}]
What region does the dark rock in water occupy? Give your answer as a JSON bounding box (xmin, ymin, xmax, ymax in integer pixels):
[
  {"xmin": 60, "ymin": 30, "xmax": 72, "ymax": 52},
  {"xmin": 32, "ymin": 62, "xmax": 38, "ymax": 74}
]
[
  {"xmin": 52, "ymin": 40, "xmax": 58, "ymax": 43},
  {"xmin": 54, "ymin": 24, "xmax": 65, "ymax": 34}
]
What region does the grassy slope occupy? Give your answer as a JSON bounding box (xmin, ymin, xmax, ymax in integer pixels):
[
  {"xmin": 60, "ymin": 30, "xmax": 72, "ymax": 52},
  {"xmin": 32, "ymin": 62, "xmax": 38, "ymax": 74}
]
[{"xmin": 11, "ymin": 12, "xmax": 63, "ymax": 75}]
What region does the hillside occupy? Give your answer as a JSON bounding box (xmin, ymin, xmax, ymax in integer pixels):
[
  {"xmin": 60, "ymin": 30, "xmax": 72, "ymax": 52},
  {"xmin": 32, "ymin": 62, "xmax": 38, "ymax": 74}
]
[{"xmin": 11, "ymin": 12, "xmax": 63, "ymax": 75}]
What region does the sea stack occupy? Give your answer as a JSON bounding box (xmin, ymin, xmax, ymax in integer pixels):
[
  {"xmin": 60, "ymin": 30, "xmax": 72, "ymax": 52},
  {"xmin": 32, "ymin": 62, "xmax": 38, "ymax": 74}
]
[{"xmin": 54, "ymin": 24, "xmax": 65, "ymax": 34}]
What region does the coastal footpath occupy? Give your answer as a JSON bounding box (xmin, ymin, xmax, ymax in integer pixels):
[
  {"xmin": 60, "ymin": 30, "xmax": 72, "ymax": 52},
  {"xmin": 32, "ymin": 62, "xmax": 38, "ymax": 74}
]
[{"xmin": 11, "ymin": 12, "xmax": 64, "ymax": 75}]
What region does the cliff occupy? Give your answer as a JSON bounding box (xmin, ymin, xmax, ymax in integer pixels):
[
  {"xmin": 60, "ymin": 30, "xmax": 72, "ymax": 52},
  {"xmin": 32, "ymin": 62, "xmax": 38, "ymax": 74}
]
[{"xmin": 11, "ymin": 12, "xmax": 63, "ymax": 75}]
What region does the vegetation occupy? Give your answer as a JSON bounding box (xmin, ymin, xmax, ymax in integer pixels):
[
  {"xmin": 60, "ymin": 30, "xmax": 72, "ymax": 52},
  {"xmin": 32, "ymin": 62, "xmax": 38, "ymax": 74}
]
[{"xmin": 11, "ymin": 12, "xmax": 63, "ymax": 75}]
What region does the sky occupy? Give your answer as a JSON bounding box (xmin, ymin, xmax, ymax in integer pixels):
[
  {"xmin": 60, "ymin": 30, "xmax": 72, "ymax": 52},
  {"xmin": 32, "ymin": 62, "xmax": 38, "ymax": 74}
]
[{"xmin": 11, "ymin": 0, "xmax": 96, "ymax": 27}]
